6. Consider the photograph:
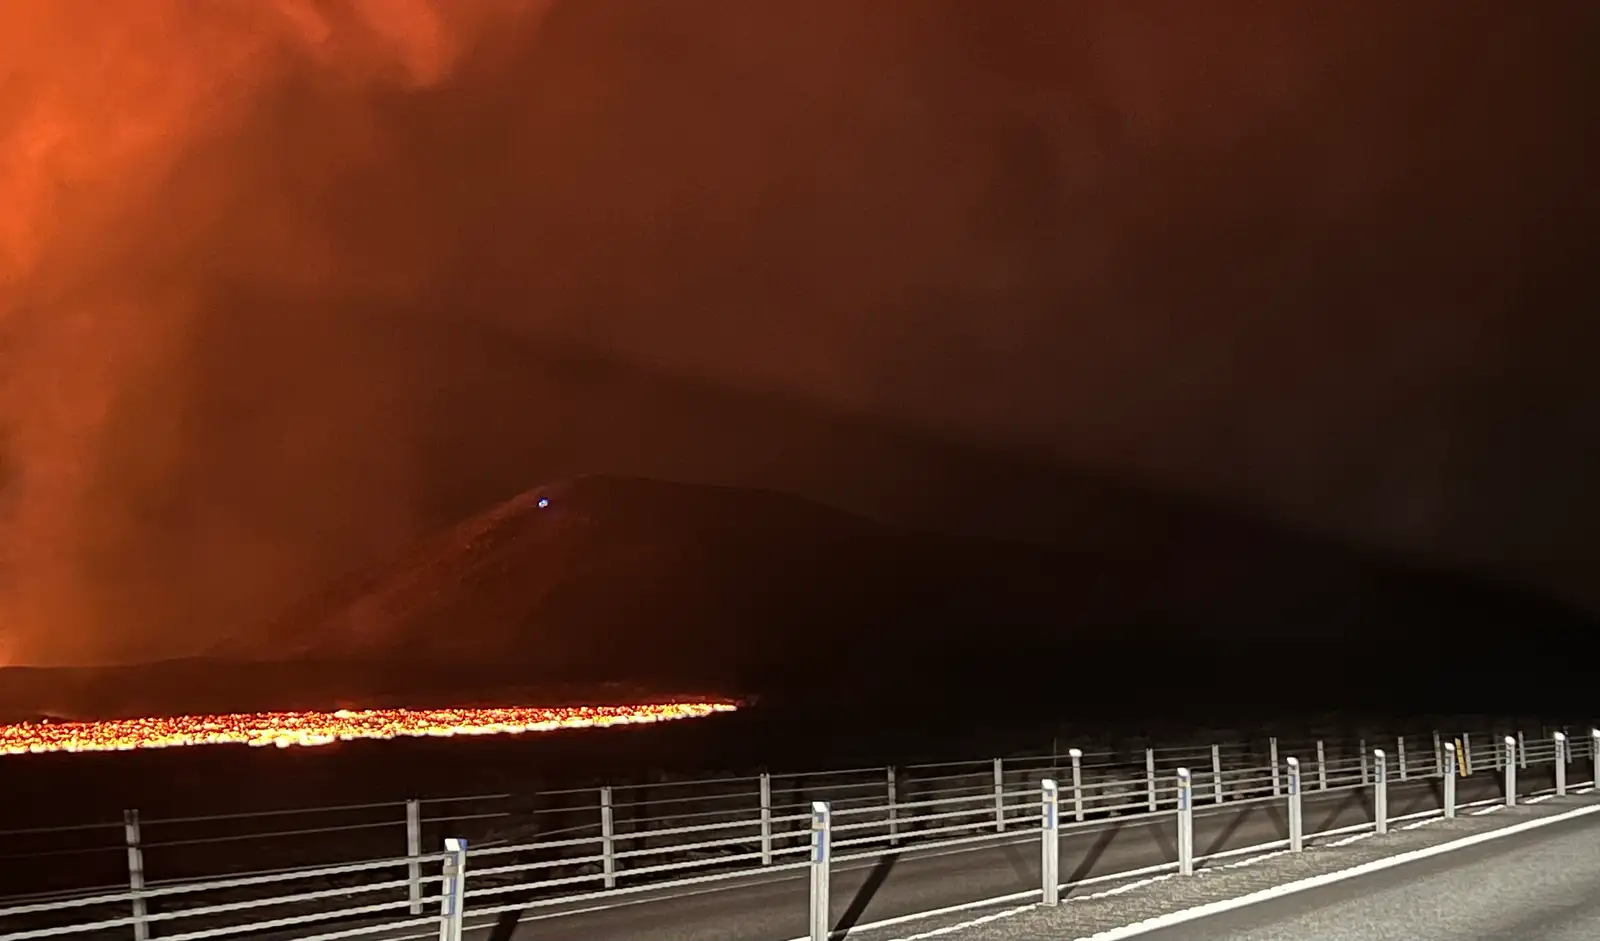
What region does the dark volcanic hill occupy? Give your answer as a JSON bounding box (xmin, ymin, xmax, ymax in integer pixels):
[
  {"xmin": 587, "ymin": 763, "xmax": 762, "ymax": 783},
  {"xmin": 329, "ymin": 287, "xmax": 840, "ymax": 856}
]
[
  {"xmin": 187, "ymin": 473, "xmax": 1591, "ymax": 715},
  {"xmin": 220, "ymin": 475, "xmax": 1129, "ymax": 686},
  {"xmin": 4, "ymin": 475, "xmax": 1590, "ymax": 723}
]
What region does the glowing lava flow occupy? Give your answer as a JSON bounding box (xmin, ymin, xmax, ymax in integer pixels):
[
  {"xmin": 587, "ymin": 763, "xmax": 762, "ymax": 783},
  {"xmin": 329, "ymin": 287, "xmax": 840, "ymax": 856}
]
[{"xmin": 0, "ymin": 703, "xmax": 736, "ymax": 755}]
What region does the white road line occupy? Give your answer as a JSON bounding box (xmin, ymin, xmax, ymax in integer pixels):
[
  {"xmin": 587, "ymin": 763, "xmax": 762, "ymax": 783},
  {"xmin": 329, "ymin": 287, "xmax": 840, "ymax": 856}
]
[
  {"xmin": 1470, "ymin": 805, "xmax": 1503, "ymax": 816},
  {"xmin": 1325, "ymin": 832, "xmax": 1373, "ymax": 848},
  {"xmin": 1065, "ymin": 800, "xmax": 1600, "ymax": 940},
  {"xmin": 875, "ymin": 875, "xmax": 1175, "ymax": 941},
  {"xmin": 1215, "ymin": 849, "xmax": 1289, "ymax": 870},
  {"xmin": 770, "ymin": 784, "xmax": 1562, "ymax": 941},
  {"xmin": 880, "ymin": 904, "xmax": 1038, "ymax": 941}
]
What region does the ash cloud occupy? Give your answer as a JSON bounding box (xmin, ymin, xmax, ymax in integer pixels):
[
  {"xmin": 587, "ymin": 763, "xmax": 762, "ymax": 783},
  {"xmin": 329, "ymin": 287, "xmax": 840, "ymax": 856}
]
[{"xmin": 0, "ymin": 1, "xmax": 1595, "ymax": 664}]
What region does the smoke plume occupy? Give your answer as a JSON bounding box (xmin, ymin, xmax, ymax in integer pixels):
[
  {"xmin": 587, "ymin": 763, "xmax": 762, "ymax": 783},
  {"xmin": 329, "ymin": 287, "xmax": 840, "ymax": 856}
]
[
  {"xmin": 0, "ymin": 1, "xmax": 1594, "ymax": 665},
  {"xmin": 0, "ymin": 1, "xmax": 547, "ymax": 664}
]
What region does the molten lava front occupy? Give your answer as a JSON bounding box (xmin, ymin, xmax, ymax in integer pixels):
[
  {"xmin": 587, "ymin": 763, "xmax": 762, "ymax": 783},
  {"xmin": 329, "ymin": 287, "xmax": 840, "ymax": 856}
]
[{"xmin": 0, "ymin": 703, "xmax": 736, "ymax": 755}]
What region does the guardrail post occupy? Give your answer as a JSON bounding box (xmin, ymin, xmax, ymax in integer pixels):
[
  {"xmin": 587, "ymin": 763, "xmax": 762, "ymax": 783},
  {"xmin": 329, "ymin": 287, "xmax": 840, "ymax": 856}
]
[
  {"xmin": 884, "ymin": 768, "xmax": 898, "ymax": 847},
  {"xmin": 1041, "ymin": 779, "xmax": 1060, "ymax": 906},
  {"xmin": 437, "ymin": 837, "xmax": 468, "ymax": 941},
  {"xmin": 406, "ymin": 799, "xmax": 423, "ymax": 914},
  {"xmin": 1504, "ymin": 736, "xmax": 1518, "ymax": 806},
  {"xmin": 1555, "ymin": 733, "xmax": 1567, "ymax": 796},
  {"xmin": 1286, "ymin": 758, "xmax": 1303, "ymax": 852},
  {"xmin": 809, "ymin": 801, "xmax": 832, "ymax": 941},
  {"xmin": 1397, "ymin": 737, "xmax": 1408, "ymax": 781},
  {"xmin": 1463, "ymin": 733, "xmax": 1474, "ymax": 776},
  {"xmin": 1518, "ymin": 731, "xmax": 1527, "ymax": 769},
  {"xmin": 760, "ymin": 773, "xmax": 774, "ymax": 862},
  {"xmin": 123, "ymin": 809, "xmax": 148, "ymax": 941},
  {"xmin": 1433, "ymin": 730, "xmax": 1443, "ymax": 776},
  {"xmin": 1359, "ymin": 738, "xmax": 1369, "ymax": 783},
  {"xmin": 1315, "ymin": 740, "xmax": 1328, "ymax": 790},
  {"xmin": 1146, "ymin": 748, "xmax": 1157, "ymax": 811},
  {"xmin": 1069, "ymin": 749, "xmax": 1084, "ymax": 822},
  {"xmin": 1210, "ymin": 744, "xmax": 1223, "ymax": 804},
  {"xmin": 994, "ymin": 758, "xmax": 1006, "ymax": 832},
  {"xmin": 1373, "ymin": 749, "xmax": 1388, "ymax": 835},
  {"xmin": 1443, "ymin": 742, "xmax": 1457, "ymax": 818},
  {"xmin": 1270, "ymin": 737, "xmax": 1281, "ymax": 796},
  {"xmin": 600, "ymin": 786, "xmax": 617, "ymax": 888},
  {"xmin": 1176, "ymin": 768, "xmax": 1193, "ymax": 876}
]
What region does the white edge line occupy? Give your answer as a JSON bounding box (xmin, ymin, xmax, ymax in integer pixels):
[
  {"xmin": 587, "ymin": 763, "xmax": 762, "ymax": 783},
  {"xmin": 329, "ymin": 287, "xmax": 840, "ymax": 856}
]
[
  {"xmin": 1068, "ymin": 800, "xmax": 1600, "ymax": 940},
  {"xmin": 777, "ymin": 790, "xmax": 1540, "ymax": 941}
]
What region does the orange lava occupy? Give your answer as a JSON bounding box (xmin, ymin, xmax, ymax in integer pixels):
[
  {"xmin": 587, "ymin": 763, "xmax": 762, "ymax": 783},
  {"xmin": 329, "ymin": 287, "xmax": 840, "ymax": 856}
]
[{"xmin": 0, "ymin": 703, "xmax": 736, "ymax": 755}]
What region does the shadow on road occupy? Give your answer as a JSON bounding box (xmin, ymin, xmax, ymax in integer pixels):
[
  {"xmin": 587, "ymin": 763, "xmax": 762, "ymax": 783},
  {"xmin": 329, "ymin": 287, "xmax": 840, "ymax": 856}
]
[
  {"xmin": 487, "ymin": 910, "xmax": 522, "ymax": 941},
  {"xmin": 832, "ymin": 852, "xmax": 898, "ymax": 938},
  {"xmin": 1066, "ymin": 821, "xmax": 1123, "ymax": 887},
  {"xmin": 1199, "ymin": 804, "xmax": 1261, "ymax": 860},
  {"xmin": 1311, "ymin": 788, "xmax": 1368, "ymax": 833}
]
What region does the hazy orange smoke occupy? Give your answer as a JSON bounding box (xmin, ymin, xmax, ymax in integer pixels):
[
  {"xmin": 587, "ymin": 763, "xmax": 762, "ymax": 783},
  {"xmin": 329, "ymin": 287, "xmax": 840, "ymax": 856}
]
[
  {"xmin": 0, "ymin": 1, "xmax": 546, "ymax": 664},
  {"xmin": 0, "ymin": 701, "xmax": 734, "ymax": 755}
]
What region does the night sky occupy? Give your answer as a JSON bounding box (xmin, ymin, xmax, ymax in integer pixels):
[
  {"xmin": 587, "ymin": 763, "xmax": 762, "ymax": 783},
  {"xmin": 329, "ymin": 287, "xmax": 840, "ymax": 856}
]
[{"xmin": 1, "ymin": 1, "xmax": 1595, "ymax": 665}]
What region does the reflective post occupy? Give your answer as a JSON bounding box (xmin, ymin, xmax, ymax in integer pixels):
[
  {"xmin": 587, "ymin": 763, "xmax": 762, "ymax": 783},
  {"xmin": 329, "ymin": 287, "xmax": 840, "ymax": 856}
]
[
  {"xmin": 1555, "ymin": 733, "xmax": 1567, "ymax": 797},
  {"xmin": 1373, "ymin": 749, "xmax": 1388, "ymax": 835},
  {"xmin": 124, "ymin": 810, "xmax": 148, "ymax": 941},
  {"xmin": 994, "ymin": 758, "xmax": 1006, "ymax": 832},
  {"xmin": 1518, "ymin": 731, "xmax": 1528, "ymax": 770},
  {"xmin": 406, "ymin": 799, "xmax": 423, "ymax": 914},
  {"xmin": 885, "ymin": 768, "xmax": 899, "ymax": 847},
  {"xmin": 1286, "ymin": 757, "xmax": 1303, "ymax": 853},
  {"xmin": 1316, "ymin": 740, "xmax": 1328, "ymax": 790},
  {"xmin": 1505, "ymin": 736, "xmax": 1518, "ymax": 806},
  {"xmin": 809, "ymin": 801, "xmax": 832, "ymax": 941},
  {"xmin": 437, "ymin": 837, "xmax": 468, "ymax": 941},
  {"xmin": 1443, "ymin": 743, "xmax": 1458, "ymax": 818},
  {"xmin": 1211, "ymin": 744, "xmax": 1224, "ymax": 803},
  {"xmin": 1176, "ymin": 768, "xmax": 1194, "ymax": 876},
  {"xmin": 1041, "ymin": 779, "xmax": 1060, "ymax": 906},
  {"xmin": 1433, "ymin": 730, "xmax": 1443, "ymax": 777},
  {"xmin": 761, "ymin": 773, "xmax": 775, "ymax": 862},
  {"xmin": 1069, "ymin": 748, "xmax": 1085, "ymax": 822},
  {"xmin": 1270, "ymin": 737, "xmax": 1281, "ymax": 796},
  {"xmin": 600, "ymin": 786, "xmax": 617, "ymax": 888},
  {"xmin": 1463, "ymin": 733, "xmax": 1474, "ymax": 776},
  {"xmin": 1146, "ymin": 748, "xmax": 1158, "ymax": 812},
  {"xmin": 1593, "ymin": 730, "xmax": 1600, "ymax": 787},
  {"xmin": 1398, "ymin": 736, "xmax": 1408, "ymax": 781},
  {"xmin": 1360, "ymin": 739, "xmax": 1369, "ymax": 784}
]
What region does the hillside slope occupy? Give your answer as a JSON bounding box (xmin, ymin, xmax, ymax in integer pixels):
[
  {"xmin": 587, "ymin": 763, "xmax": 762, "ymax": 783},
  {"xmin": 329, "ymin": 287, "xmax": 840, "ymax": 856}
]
[
  {"xmin": 5, "ymin": 473, "xmax": 1590, "ymax": 722},
  {"xmin": 210, "ymin": 475, "xmax": 1590, "ymax": 711}
]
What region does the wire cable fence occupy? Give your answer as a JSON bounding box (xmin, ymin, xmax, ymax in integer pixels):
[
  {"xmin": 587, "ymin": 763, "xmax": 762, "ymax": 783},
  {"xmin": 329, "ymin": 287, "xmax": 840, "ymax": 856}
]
[{"xmin": 4, "ymin": 722, "xmax": 1595, "ymax": 940}]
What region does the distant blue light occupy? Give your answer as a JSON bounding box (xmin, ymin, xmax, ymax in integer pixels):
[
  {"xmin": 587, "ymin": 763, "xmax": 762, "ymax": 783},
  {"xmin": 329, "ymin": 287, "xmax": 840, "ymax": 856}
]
[{"xmin": 537, "ymin": 498, "xmax": 550, "ymax": 509}]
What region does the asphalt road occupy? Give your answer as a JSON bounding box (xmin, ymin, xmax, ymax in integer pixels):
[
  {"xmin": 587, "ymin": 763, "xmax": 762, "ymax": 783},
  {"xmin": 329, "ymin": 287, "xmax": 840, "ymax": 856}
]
[
  {"xmin": 474, "ymin": 771, "xmax": 1536, "ymax": 941},
  {"xmin": 1131, "ymin": 801, "xmax": 1600, "ymax": 941}
]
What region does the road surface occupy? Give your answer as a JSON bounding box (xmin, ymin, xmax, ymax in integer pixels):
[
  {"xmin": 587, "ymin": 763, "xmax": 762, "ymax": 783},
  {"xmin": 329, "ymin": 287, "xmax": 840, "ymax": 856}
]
[
  {"xmin": 1132, "ymin": 800, "xmax": 1600, "ymax": 941},
  {"xmin": 474, "ymin": 771, "xmax": 1538, "ymax": 941}
]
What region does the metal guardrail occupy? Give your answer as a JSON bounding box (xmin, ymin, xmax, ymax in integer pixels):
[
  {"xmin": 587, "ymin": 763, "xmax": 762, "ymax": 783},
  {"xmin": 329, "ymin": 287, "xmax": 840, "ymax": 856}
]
[{"xmin": 3, "ymin": 725, "xmax": 1595, "ymax": 940}]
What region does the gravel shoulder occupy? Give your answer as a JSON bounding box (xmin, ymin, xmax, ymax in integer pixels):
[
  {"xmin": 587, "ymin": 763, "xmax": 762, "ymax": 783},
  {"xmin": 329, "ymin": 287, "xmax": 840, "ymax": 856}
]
[{"xmin": 844, "ymin": 788, "xmax": 1600, "ymax": 941}]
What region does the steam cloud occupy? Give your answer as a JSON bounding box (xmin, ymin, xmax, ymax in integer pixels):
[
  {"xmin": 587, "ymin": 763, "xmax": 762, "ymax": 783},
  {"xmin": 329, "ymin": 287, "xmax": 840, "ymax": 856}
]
[{"xmin": 0, "ymin": 1, "xmax": 1593, "ymax": 665}]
